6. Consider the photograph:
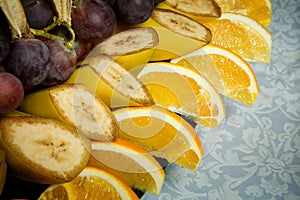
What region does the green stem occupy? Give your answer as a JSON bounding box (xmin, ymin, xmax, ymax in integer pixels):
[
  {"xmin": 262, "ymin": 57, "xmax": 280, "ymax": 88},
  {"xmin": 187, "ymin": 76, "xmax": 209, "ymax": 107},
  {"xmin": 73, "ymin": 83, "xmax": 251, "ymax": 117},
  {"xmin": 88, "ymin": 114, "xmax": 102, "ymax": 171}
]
[
  {"xmin": 43, "ymin": 16, "xmax": 63, "ymax": 32},
  {"xmin": 30, "ymin": 16, "xmax": 76, "ymax": 50},
  {"xmin": 30, "ymin": 28, "xmax": 65, "ymax": 40},
  {"xmin": 62, "ymin": 21, "xmax": 75, "ymax": 50}
]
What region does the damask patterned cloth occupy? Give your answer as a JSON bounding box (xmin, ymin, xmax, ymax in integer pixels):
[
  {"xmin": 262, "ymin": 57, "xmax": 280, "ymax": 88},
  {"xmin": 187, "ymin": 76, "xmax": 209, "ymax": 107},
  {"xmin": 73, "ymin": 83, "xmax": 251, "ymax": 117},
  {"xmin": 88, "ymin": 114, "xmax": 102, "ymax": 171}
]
[{"xmin": 142, "ymin": 0, "xmax": 300, "ymax": 199}]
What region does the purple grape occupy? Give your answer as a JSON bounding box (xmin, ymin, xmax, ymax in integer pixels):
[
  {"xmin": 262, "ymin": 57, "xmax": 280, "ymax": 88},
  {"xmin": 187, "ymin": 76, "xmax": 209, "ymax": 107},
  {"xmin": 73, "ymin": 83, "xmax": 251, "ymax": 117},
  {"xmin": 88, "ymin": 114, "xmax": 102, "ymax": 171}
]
[
  {"xmin": 21, "ymin": 0, "xmax": 55, "ymax": 29},
  {"xmin": 0, "ymin": 65, "xmax": 6, "ymax": 72},
  {"xmin": 0, "ymin": 30, "xmax": 10, "ymax": 64},
  {"xmin": 96, "ymin": 0, "xmax": 116, "ymax": 7},
  {"xmin": 74, "ymin": 40, "xmax": 92, "ymax": 62},
  {"xmin": 5, "ymin": 38, "xmax": 50, "ymax": 86},
  {"xmin": 71, "ymin": 0, "xmax": 117, "ymax": 44},
  {"xmin": 154, "ymin": 0, "xmax": 165, "ymax": 5},
  {"xmin": 0, "ymin": 72, "xmax": 24, "ymax": 113},
  {"xmin": 42, "ymin": 39, "xmax": 77, "ymax": 86},
  {"xmin": 0, "ymin": 10, "xmax": 11, "ymax": 64},
  {"xmin": 114, "ymin": 0, "xmax": 154, "ymax": 24}
]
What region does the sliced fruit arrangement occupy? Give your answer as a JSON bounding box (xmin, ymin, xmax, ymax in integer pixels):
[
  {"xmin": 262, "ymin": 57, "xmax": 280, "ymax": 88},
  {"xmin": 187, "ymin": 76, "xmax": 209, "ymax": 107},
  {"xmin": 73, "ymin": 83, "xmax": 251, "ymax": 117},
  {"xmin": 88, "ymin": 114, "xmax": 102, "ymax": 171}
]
[
  {"xmin": 66, "ymin": 55, "xmax": 154, "ymax": 108},
  {"xmin": 0, "ymin": 113, "xmax": 91, "ymax": 184},
  {"xmin": 203, "ymin": 13, "xmax": 272, "ymax": 63},
  {"xmin": 38, "ymin": 166, "xmax": 140, "ymax": 200},
  {"xmin": 136, "ymin": 62, "xmax": 226, "ymax": 127},
  {"xmin": 88, "ymin": 139, "xmax": 165, "ymax": 194},
  {"xmin": 171, "ymin": 44, "xmax": 260, "ymax": 106},
  {"xmin": 20, "ymin": 83, "xmax": 118, "ymax": 141},
  {"xmin": 0, "ymin": 0, "xmax": 273, "ymax": 198},
  {"xmin": 113, "ymin": 106, "xmax": 204, "ymax": 171}
]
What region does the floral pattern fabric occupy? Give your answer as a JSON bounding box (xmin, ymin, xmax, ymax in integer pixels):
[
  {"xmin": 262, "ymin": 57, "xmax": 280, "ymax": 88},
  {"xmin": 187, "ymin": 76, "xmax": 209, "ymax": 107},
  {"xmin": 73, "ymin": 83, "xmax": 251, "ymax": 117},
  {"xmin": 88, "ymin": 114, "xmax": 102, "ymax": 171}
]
[{"xmin": 142, "ymin": 0, "xmax": 300, "ymax": 199}]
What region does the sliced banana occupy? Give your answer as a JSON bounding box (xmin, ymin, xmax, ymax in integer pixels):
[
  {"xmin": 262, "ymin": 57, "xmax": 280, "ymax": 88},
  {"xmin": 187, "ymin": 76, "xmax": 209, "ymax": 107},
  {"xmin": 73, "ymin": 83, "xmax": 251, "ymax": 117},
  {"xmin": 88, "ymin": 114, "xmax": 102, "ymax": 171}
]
[
  {"xmin": 0, "ymin": 115, "xmax": 91, "ymax": 184},
  {"xmin": 88, "ymin": 27, "xmax": 159, "ymax": 70},
  {"xmin": 0, "ymin": 0, "xmax": 32, "ymax": 38},
  {"xmin": 20, "ymin": 83, "xmax": 118, "ymax": 141},
  {"xmin": 67, "ymin": 55, "xmax": 154, "ymax": 108},
  {"xmin": 152, "ymin": 8, "xmax": 211, "ymax": 42},
  {"xmin": 136, "ymin": 8, "xmax": 212, "ymax": 61},
  {"xmin": 162, "ymin": 0, "xmax": 221, "ymax": 18},
  {"xmin": 91, "ymin": 27, "xmax": 158, "ymax": 56}
]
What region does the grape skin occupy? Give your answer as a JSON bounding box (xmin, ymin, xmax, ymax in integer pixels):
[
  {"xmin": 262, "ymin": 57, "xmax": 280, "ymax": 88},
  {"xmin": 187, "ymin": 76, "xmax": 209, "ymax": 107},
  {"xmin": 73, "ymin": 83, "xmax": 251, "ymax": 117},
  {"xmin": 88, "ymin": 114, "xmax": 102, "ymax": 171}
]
[
  {"xmin": 97, "ymin": 0, "xmax": 116, "ymax": 7},
  {"xmin": 154, "ymin": 0, "xmax": 165, "ymax": 5},
  {"xmin": 114, "ymin": 0, "xmax": 154, "ymax": 24},
  {"xmin": 74, "ymin": 40, "xmax": 92, "ymax": 62},
  {"xmin": 0, "ymin": 10, "xmax": 11, "ymax": 64},
  {"xmin": 0, "ymin": 72, "xmax": 24, "ymax": 113},
  {"xmin": 21, "ymin": 0, "xmax": 55, "ymax": 29},
  {"xmin": 5, "ymin": 38, "xmax": 51, "ymax": 86},
  {"xmin": 42, "ymin": 39, "xmax": 77, "ymax": 86},
  {"xmin": 0, "ymin": 65, "xmax": 6, "ymax": 72},
  {"xmin": 71, "ymin": 0, "xmax": 117, "ymax": 44},
  {"xmin": 0, "ymin": 28, "xmax": 10, "ymax": 64}
]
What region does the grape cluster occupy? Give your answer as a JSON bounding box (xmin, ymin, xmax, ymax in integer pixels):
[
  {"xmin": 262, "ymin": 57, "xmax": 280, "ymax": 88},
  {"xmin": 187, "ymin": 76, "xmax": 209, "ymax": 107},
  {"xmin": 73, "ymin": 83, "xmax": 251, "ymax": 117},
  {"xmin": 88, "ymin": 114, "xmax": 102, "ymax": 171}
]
[{"xmin": 0, "ymin": 0, "xmax": 164, "ymax": 113}]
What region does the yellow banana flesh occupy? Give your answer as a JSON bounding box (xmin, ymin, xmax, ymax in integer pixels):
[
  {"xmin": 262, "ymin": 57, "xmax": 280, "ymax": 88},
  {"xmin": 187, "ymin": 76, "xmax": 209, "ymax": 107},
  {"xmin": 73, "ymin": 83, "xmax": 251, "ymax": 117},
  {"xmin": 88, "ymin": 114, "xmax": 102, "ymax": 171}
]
[
  {"xmin": 0, "ymin": 114, "xmax": 91, "ymax": 184},
  {"xmin": 135, "ymin": 8, "xmax": 212, "ymax": 61},
  {"xmin": 66, "ymin": 55, "xmax": 154, "ymax": 108},
  {"xmin": 20, "ymin": 83, "xmax": 118, "ymax": 141}
]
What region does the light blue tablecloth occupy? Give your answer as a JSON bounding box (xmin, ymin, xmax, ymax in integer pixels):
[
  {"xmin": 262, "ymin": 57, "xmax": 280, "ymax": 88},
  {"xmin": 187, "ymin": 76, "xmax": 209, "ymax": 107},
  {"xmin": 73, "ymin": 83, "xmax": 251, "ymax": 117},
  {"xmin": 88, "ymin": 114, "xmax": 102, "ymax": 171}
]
[{"xmin": 142, "ymin": 0, "xmax": 300, "ymax": 199}]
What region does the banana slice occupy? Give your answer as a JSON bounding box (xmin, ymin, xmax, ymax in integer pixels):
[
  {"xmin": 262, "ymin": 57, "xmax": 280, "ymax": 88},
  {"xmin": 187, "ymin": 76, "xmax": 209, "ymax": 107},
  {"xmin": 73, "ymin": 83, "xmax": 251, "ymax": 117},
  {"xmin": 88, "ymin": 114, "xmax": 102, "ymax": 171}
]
[
  {"xmin": 157, "ymin": 0, "xmax": 222, "ymax": 22},
  {"xmin": 0, "ymin": 0, "xmax": 32, "ymax": 38},
  {"xmin": 89, "ymin": 27, "xmax": 159, "ymax": 70},
  {"xmin": 20, "ymin": 83, "xmax": 118, "ymax": 141},
  {"xmin": 0, "ymin": 149, "xmax": 6, "ymax": 196},
  {"xmin": 136, "ymin": 8, "xmax": 212, "ymax": 61},
  {"xmin": 66, "ymin": 55, "xmax": 154, "ymax": 108},
  {"xmin": 0, "ymin": 114, "xmax": 91, "ymax": 184}
]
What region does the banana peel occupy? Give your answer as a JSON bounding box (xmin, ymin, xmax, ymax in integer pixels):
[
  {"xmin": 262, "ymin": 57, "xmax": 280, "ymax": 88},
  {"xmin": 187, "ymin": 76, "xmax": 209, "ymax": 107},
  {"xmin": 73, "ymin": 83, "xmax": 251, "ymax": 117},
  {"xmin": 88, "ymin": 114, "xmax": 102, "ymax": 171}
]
[
  {"xmin": 0, "ymin": 113, "xmax": 91, "ymax": 184},
  {"xmin": 20, "ymin": 83, "xmax": 118, "ymax": 141},
  {"xmin": 0, "ymin": 149, "xmax": 6, "ymax": 196},
  {"xmin": 135, "ymin": 8, "xmax": 212, "ymax": 61},
  {"xmin": 66, "ymin": 55, "xmax": 154, "ymax": 108}
]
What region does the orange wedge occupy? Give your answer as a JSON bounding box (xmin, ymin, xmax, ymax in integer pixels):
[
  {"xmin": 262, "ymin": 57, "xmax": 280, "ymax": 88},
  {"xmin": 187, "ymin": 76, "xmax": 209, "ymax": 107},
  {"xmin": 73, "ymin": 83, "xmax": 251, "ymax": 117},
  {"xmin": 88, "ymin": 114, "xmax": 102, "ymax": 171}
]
[
  {"xmin": 203, "ymin": 13, "xmax": 272, "ymax": 63},
  {"xmin": 38, "ymin": 166, "xmax": 139, "ymax": 200},
  {"xmin": 113, "ymin": 106, "xmax": 204, "ymax": 171},
  {"xmin": 214, "ymin": 0, "xmax": 272, "ymax": 26},
  {"xmin": 171, "ymin": 44, "xmax": 259, "ymax": 106},
  {"xmin": 135, "ymin": 62, "xmax": 225, "ymax": 127},
  {"xmin": 88, "ymin": 139, "xmax": 165, "ymax": 194}
]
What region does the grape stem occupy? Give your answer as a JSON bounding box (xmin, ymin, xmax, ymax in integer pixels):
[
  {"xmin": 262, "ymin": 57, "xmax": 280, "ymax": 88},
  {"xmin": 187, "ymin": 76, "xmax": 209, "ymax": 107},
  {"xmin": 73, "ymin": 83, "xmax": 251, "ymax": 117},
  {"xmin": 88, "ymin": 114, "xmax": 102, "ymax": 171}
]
[
  {"xmin": 30, "ymin": 29, "xmax": 65, "ymax": 40},
  {"xmin": 30, "ymin": 16, "xmax": 75, "ymax": 50}
]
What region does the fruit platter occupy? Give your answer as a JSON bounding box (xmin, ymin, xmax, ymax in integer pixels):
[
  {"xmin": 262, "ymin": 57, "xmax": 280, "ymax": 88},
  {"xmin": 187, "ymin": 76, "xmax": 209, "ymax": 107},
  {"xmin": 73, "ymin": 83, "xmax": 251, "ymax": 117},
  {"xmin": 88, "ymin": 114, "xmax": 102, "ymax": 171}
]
[{"xmin": 1, "ymin": 0, "xmax": 300, "ymax": 199}]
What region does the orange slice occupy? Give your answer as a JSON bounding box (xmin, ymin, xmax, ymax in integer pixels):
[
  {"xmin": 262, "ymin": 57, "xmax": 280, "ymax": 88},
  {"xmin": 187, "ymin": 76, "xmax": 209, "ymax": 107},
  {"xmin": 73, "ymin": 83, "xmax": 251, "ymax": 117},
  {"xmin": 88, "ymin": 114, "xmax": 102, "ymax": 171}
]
[
  {"xmin": 135, "ymin": 62, "xmax": 225, "ymax": 127},
  {"xmin": 171, "ymin": 44, "xmax": 259, "ymax": 106},
  {"xmin": 88, "ymin": 139, "xmax": 165, "ymax": 194},
  {"xmin": 113, "ymin": 106, "xmax": 204, "ymax": 171},
  {"xmin": 38, "ymin": 166, "xmax": 139, "ymax": 200},
  {"xmin": 214, "ymin": 0, "xmax": 272, "ymax": 26},
  {"xmin": 203, "ymin": 13, "xmax": 272, "ymax": 63}
]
